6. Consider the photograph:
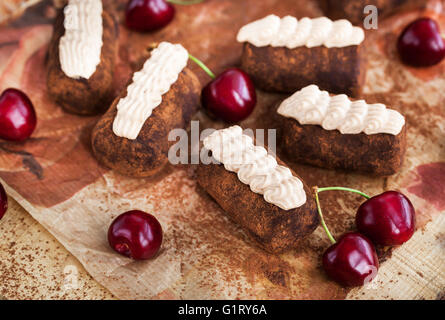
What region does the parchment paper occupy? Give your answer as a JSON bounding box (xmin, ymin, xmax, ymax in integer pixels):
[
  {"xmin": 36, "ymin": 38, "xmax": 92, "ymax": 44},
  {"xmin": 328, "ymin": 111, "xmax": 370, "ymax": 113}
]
[{"xmin": 0, "ymin": 0, "xmax": 444, "ymax": 299}]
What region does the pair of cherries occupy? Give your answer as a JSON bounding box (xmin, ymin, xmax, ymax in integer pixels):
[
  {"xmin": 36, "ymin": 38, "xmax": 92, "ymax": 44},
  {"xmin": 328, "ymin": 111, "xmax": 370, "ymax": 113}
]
[{"xmin": 315, "ymin": 187, "xmax": 415, "ymax": 287}]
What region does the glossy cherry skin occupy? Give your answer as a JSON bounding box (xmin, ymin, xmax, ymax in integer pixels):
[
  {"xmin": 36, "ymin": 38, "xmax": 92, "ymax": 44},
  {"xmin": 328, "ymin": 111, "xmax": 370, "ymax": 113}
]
[
  {"xmin": 202, "ymin": 68, "xmax": 257, "ymax": 122},
  {"xmin": 125, "ymin": 0, "xmax": 175, "ymax": 32},
  {"xmin": 356, "ymin": 191, "xmax": 415, "ymax": 246},
  {"xmin": 0, "ymin": 88, "xmax": 37, "ymax": 142},
  {"xmin": 323, "ymin": 232, "xmax": 379, "ymax": 287},
  {"xmin": 108, "ymin": 210, "xmax": 163, "ymax": 260},
  {"xmin": 397, "ymin": 17, "xmax": 445, "ymax": 67},
  {"xmin": 0, "ymin": 182, "xmax": 7, "ymax": 221}
]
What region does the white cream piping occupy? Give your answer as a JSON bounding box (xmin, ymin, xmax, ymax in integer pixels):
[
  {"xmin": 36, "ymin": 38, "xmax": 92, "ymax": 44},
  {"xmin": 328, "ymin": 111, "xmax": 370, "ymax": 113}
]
[{"xmin": 203, "ymin": 126, "xmax": 307, "ymax": 210}]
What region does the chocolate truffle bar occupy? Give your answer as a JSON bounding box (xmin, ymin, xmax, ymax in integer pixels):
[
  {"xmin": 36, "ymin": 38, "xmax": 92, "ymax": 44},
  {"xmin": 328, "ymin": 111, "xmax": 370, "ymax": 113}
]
[{"xmin": 276, "ymin": 85, "xmax": 407, "ymax": 176}]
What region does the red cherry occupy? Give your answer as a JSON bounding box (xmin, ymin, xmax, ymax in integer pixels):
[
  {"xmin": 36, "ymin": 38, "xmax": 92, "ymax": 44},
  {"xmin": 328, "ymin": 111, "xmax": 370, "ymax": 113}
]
[
  {"xmin": 108, "ymin": 210, "xmax": 163, "ymax": 260},
  {"xmin": 323, "ymin": 232, "xmax": 379, "ymax": 287},
  {"xmin": 0, "ymin": 182, "xmax": 7, "ymax": 221},
  {"xmin": 397, "ymin": 17, "xmax": 445, "ymax": 67},
  {"xmin": 201, "ymin": 68, "xmax": 257, "ymax": 122},
  {"xmin": 0, "ymin": 88, "xmax": 37, "ymax": 142},
  {"xmin": 356, "ymin": 191, "xmax": 415, "ymax": 246},
  {"xmin": 125, "ymin": 0, "xmax": 175, "ymax": 32}
]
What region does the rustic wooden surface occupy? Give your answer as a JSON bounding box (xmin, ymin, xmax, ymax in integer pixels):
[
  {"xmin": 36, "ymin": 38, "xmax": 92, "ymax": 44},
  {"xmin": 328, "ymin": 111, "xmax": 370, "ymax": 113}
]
[{"xmin": 0, "ymin": 0, "xmax": 444, "ymax": 300}]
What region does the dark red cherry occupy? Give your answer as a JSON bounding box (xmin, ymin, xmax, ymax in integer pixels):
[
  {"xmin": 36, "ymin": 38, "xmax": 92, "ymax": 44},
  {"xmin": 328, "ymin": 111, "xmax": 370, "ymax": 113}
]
[
  {"xmin": 397, "ymin": 17, "xmax": 445, "ymax": 67},
  {"xmin": 108, "ymin": 210, "xmax": 163, "ymax": 260},
  {"xmin": 0, "ymin": 88, "xmax": 37, "ymax": 142},
  {"xmin": 0, "ymin": 182, "xmax": 7, "ymax": 221},
  {"xmin": 356, "ymin": 191, "xmax": 415, "ymax": 246},
  {"xmin": 201, "ymin": 68, "xmax": 256, "ymax": 122},
  {"xmin": 323, "ymin": 232, "xmax": 379, "ymax": 287},
  {"xmin": 125, "ymin": 0, "xmax": 175, "ymax": 32}
]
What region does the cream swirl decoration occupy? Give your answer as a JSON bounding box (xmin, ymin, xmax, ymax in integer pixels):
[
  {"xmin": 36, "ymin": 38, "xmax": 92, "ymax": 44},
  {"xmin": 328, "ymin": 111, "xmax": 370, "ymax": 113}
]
[
  {"xmin": 277, "ymin": 85, "xmax": 405, "ymax": 135},
  {"xmin": 59, "ymin": 0, "xmax": 103, "ymax": 79},
  {"xmin": 203, "ymin": 126, "xmax": 307, "ymax": 210},
  {"xmin": 113, "ymin": 42, "xmax": 189, "ymax": 140},
  {"xmin": 236, "ymin": 14, "xmax": 365, "ymax": 48}
]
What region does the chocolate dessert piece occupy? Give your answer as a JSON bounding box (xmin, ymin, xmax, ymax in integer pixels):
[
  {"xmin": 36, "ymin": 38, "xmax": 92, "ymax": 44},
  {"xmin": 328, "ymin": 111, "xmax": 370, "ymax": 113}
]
[
  {"xmin": 275, "ymin": 85, "xmax": 407, "ymax": 176},
  {"xmin": 196, "ymin": 126, "xmax": 319, "ymax": 253},
  {"xmin": 47, "ymin": 2, "xmax": 118, "ymax": 115},
  {"xmin": 92, "ymin": 43, "xmax": 201, "ymax": 178},
  {"xmin": 237, "ymin": 15, "xmax": 366, "ymax": 97}
]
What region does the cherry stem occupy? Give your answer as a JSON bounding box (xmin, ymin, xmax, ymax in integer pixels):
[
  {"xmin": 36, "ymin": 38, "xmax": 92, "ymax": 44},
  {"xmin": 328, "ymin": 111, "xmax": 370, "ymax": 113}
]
[
  {"xmin": 317, "ymin": 186, "xmax": 371, "ymax": 199},
  {"xmin": 188, "ymin": 53, "xmax": 216, "ymax": 79},
  {"xmin": 167, "ymin": 0, "xmax": 204, "ymax": 6},
  {"xmin": 313, "ymin": 187, "xmax": 337, "ymax": 245},
  {"xmin": 313, "ymin": 186, "xmax": 371, "ymax": 245}
]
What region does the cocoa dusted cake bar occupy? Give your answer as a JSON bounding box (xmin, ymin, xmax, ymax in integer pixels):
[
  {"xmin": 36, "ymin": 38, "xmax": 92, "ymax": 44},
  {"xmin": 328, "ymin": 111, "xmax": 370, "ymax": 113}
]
[{"xmin": 237, "ymin": 14, "xmax": 366, "ymax": 97}]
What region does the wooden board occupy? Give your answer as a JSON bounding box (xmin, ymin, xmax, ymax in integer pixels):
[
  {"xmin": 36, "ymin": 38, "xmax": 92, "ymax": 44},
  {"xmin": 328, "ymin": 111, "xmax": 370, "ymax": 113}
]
[{"xmin": 0, "ymin": 0, "xmax": 444, "ymax": 299}]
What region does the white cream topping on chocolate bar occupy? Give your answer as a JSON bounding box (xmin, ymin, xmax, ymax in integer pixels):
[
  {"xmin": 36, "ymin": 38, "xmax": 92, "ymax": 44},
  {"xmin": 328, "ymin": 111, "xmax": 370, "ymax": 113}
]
[
  {"xmin": 277, "ymin": 85, "xmax": 405, "ymax": 135},
  {"xmin": 236, "ymin": 14, "xmax": 365, "ymax": 48},
  {"xmin": 203, "ymin": 126, "xmax": 307, "ymax": 210},
  {"xmin": 112, "ymin": 42, "xmax": 189, "ymax": 140},
  {"xmin": 59, "ymin": 0, "xmax": 103, "ymax": 79}
]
